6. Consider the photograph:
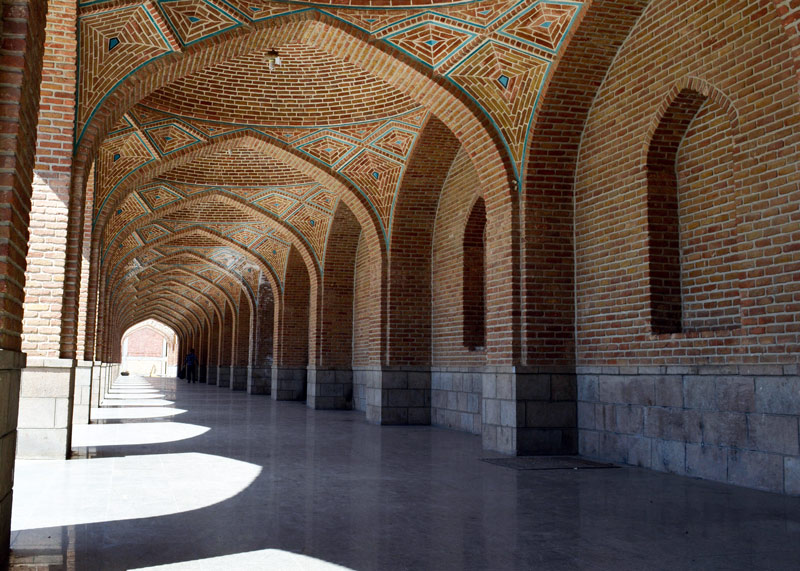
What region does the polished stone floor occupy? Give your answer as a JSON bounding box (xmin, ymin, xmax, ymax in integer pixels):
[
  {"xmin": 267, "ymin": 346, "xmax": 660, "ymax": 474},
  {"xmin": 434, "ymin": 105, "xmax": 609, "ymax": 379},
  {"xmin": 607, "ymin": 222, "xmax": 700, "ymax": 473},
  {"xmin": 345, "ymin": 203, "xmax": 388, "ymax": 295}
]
[{"xmin": 10, "ymin": 375, "xmax": 800, "ymax": 570}]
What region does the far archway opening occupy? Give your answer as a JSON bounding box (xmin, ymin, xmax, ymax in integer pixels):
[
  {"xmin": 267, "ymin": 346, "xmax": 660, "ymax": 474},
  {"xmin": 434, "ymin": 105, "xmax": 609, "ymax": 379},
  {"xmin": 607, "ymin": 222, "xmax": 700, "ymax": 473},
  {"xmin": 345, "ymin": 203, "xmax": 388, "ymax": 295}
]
[{"xmin": 121, "ymin": 319, "xmax": 179, "ymax": 377}]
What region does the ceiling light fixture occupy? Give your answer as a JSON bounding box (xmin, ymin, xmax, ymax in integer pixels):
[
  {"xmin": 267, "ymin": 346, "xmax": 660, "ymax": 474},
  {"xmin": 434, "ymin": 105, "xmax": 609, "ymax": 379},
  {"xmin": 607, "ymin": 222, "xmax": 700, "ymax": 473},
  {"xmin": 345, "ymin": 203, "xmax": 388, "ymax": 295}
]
[{"xmin": 266, "ymin": 48, "xmax": 282, "ymax": 72}]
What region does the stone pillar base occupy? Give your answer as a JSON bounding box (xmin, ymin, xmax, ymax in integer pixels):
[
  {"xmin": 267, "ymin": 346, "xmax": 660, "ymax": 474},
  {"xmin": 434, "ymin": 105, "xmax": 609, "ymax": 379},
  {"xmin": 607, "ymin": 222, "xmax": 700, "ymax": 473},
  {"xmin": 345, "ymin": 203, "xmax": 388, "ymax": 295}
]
[
  {"xmin": 17, "ymin": 357, "xmax": 76, "ymax": 459},
  {"xmin": 481, "ymin": 366, "xmax": 577, "ymax": 456},
  {"xmin": 206, "ymin": 366, "xmax": 218, "ymax": 386},
  {"xmin": 271, "ymin": 366, "xmax": 306, "ymax": 400},
  {"xmin": 72, "ymin": 360, "xmax": 92, "ymax": 425},
  {"xmin": 217, "ymin": 365, "xmax": 232, "ymax": 388},
  {"xmin": 307, "ymin": 367, "xmax": 353, "ymax": 410},
  {"xmin": 364, "ymin": 366, "xmax": 431, "ymax": 425},
  {"xmin": 249, "ymin": 367, "xmax": 271, "ymax": 395},
  {"xmin": 231, "ymin": 366, "xmax": 249, "ymax": 391},
  {"xmin": 90, "ymin": 361, "xmax": 102, "ymax": 411},
  {"xmin": 0, "ymin": 349, "xmax": 25, "ymax": 566},
  {"xmin": 198, "ymin": 364, "xmax": 207, "ymax": 383}
]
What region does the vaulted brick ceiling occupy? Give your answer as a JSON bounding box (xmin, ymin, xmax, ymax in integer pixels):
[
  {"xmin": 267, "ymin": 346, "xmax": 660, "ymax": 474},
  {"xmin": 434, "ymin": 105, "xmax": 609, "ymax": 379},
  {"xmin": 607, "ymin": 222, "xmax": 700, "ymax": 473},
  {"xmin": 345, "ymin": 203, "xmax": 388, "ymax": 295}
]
[{"xmin": 83, "ymin": 0, "xmax": 584, "ymax": 328}]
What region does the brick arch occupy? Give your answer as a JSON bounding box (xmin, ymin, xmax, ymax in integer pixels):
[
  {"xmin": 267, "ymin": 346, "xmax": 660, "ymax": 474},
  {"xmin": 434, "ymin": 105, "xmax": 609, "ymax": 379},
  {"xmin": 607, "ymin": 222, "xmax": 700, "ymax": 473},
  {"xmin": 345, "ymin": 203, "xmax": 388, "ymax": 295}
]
[
  {"xmin": 99, "ymin": 240, "xmax": 266, "ymax": 363},
  {"xmin": 76, "ymin": 15, "xmax": 512, "ymax": 206},
  {"xmin": 111, "ymin": 250, "xmax": 255, "ymax": 314},
  {"xmin": 641, "ymin": 77, "xmax": 741, "ymax": 167},
  {"xmin": 386, "ymin": 114, "xmax": 461, "ymax": 365},
  {"xmin": 104, "ymin": 254, "xmax": 255, "ymax": 357},
  {"xmin": 96, "ymin": 131, "xmax": 385, "ymax": 269},
  {"xmin": 106, "ymin": 220, "xmax": 285, "ymax": 301},
  {"xmin": 644, "ymin": 82, "xmax": 742, "ymax": 335},
  {"xmin": 315, "ymin": 201, "xmax": 361, "ymax": 368},
  {"xmin": 116, "ymin": 278, "xmax": 221, "ymax": 330},
  {"xmin": 117, "ymin": 287, "xmax": 210, "ymax": 333},
  {"xmin": 114, "ymin": 297, "xmax": 201, "ymax": 359},
  {"xmin": 522, "ymin": 0, "xmax": 650, "ymax": 366}
]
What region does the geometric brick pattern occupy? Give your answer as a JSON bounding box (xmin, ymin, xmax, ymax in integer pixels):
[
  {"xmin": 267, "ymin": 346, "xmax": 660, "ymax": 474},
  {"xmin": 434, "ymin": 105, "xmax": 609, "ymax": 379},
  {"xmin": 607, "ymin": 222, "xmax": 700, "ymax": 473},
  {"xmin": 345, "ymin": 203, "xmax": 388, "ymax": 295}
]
[{"xmin": 78, "ymin": 0, "xmax": 584, "ymax": 176}]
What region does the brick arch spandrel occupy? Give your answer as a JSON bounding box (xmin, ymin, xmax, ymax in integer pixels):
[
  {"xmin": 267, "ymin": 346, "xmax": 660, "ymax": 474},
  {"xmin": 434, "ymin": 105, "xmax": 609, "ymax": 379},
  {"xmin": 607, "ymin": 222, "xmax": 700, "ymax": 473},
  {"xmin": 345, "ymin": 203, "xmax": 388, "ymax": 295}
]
[
  {"xmin": 386, "ymin": 114, "xmax": 461, "ymax": 366},
  {"xmin": 315, "ymin": 201, "xmax": 361, "ymax": 368},
  {"xmin": 574, "ymin": 0, "xmax": 800, "ymax": 365},
  {"xmin": 522, "ymin": 0, "xmax": 649, "ymax": 367}
]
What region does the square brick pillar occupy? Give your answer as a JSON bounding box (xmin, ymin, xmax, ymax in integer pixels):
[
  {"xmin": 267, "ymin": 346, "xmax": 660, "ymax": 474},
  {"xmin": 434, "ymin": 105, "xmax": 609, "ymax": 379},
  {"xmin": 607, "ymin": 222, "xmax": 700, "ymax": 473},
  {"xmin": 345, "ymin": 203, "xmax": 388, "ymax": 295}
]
[
  {"xmin": 307, "ymin": 366, "xmax": 353, "ymax": 410},
  {"xmin": 481, "ymin": 366, "xmax": 577, "ymax": 455},
  {"xmin": 17, "ymin": 357, "xmax": 75, "ymax": 459}
]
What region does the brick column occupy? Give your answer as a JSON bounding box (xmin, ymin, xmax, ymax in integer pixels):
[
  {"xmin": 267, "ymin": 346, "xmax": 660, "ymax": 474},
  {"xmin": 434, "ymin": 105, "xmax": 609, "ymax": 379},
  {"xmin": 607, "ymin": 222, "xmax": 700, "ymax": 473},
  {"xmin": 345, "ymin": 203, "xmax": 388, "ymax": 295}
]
[{"xmin": 16, "ymin": 0, "xmax": 75, "ymax": 460}]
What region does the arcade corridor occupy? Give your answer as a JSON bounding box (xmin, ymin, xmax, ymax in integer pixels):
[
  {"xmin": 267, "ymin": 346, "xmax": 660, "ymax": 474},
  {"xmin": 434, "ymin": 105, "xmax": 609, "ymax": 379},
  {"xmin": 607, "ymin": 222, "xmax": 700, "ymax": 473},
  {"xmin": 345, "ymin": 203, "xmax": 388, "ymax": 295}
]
[{"xmin": 10, "ymin": 376, "xmax": 800, "ymax": 570}]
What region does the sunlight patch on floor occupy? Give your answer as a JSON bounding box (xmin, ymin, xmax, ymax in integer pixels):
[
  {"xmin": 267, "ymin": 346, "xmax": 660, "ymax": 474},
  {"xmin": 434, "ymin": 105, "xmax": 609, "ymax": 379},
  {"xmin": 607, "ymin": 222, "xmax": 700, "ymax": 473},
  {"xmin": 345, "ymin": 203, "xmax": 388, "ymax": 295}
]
[
  {"xmin": 11, "ymin": 453, "xmax": 262, "ymax": 531},
  {"xmin": 132, "ymin": 549, "xmax": 355, "ymax": 570},
  {"xmin": 72, "ymin": 422, "xmax": 209, "ymax": 447},
  {"xmin": 91, "ymin": 407, "xmax": 187, "ymax": 420}
]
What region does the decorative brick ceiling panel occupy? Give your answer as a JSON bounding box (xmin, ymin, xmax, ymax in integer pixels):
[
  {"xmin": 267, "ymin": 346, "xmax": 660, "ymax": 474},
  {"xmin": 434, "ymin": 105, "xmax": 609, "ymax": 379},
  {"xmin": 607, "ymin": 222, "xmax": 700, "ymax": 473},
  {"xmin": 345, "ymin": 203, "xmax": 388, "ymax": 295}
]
[
  {"xmin": 159, "ymin": 0, "xmax": 243, "ymax": 46},
  {"xmin": 78, "ymin": 4, "xmax": 174, "ymax": 143},
  {"xmin": 159, "ymin": 146, "xmax": 314, "ymax": 187},
  {"xmin": 162, "ymin": 197, "xmax": 261, "ymax": 223},
  {"xmin": 141, "ymin": 43, "xmax": 419, "ymax": 126}
]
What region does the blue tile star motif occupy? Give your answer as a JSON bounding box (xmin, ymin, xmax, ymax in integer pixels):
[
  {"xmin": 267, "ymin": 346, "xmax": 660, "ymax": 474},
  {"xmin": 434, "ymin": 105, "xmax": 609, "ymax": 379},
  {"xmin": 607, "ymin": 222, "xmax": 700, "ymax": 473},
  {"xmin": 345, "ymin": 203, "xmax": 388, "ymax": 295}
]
[
  {"xmin": 425, "ymin": 40, "xmax": 438, "ymax": 46},
  {"xmin": 497, "ymin": 75, "xmax": 510, "ymax": 89},
  {"xmin": 372, "ymin": 171, "xmax": 380, "ymax": 180},
  {"xmin": 108, "ymin": 37, "xmax": 120, "ymax": 51},
  {"xmin": 188, "ymin": 16, "xmax": 201, "ymax": 23},
  {"xmin": 541, "ymin": 21, "xmax": 552, "ymax": 28}
]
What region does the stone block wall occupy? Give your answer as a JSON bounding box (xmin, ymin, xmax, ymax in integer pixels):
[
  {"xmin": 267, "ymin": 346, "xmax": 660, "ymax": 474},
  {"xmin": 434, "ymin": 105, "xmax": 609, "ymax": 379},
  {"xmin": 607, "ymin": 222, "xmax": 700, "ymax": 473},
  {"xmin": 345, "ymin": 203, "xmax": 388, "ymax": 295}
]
[
  {"xmin": 578, "ymin": 365, "xmax": 800, "ymax": 495},
  {"xmin": 431, "ymin": 368, "xmax": 482, "ymax": 435}
]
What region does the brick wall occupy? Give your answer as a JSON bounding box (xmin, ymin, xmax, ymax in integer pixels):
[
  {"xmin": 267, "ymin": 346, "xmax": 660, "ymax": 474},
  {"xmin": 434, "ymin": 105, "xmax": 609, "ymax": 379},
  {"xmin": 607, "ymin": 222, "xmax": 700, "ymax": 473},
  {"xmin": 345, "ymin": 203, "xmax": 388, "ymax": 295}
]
[
  {"xmin": 124, "ymin": 327, "xmax": 165, "ymax": 358},
  {"xmin": 429, "ymin": 147, "xmax": 487, "ymax": 434},
  {"xmin": 277, "ymin": 247, "xmax": 309, "ymax": 368},
  {"xmin": 573, "ymin": 0, "xmax": 800, "ymax": 493},
  {"xmin": 318, "ymin": 203, "xmax": 360, "ymax": 368}
]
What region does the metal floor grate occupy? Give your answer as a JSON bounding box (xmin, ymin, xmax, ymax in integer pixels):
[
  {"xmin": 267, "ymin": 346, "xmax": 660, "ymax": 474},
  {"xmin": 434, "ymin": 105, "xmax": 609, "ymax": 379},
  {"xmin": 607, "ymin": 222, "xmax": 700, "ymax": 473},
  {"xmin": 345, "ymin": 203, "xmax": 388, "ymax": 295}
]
[{"xmin": 480, "ymin": 456, "xmax": 618, "ymax": 471}]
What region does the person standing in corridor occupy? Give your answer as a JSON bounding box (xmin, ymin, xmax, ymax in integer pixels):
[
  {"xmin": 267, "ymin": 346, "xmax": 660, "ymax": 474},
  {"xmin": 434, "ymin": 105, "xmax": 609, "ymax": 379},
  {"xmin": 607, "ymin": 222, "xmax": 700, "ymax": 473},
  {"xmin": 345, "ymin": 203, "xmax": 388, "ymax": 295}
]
[{"xmin": 185, "ymin": 348, "xmax": 198, "ymax": 383}]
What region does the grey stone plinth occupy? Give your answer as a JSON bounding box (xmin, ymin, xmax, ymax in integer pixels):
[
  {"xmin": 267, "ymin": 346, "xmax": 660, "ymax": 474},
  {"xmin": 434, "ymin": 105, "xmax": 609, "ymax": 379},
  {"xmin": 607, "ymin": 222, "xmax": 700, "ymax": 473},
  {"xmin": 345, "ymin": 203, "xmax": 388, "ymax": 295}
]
[
  {"xmin": 72, "ymin": 361, "xmax": 92, "ymax": 425},
  {"xmin": 248, "ymin": 367, "xmax": 271, "ymax": 395},
  {"xmin": 217, "ymin": 365, "xmax": 232, "ymax": 388},
  {"xmin": 481, "ymin": 367, "xmax": 577, "ymax": 456},
  {"xmin": 17, "ymin": 358, "xmax": 75, "ymax": 460},
  {"xmin": 364, "ymin": 367, "xmax": 431, "ymax": 425},
  {"xmin": 307, "ymin": 367, "xmax": 353, "ymax": 410},
  {"xmin": 231, "ymin": 366, "xmax": 249, "ymax": 391},
  {"xmin": 272, "ymin": 367, "xmax": 307, "ymax": 401}
]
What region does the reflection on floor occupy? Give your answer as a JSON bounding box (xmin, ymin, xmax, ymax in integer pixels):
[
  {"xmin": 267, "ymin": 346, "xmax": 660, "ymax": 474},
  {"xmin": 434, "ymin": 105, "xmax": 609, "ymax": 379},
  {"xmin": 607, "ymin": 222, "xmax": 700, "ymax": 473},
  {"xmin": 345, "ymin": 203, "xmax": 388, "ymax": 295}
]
[{"xmin": 10, "ymin": 375, "xmax": 800, "ymax": 570}]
